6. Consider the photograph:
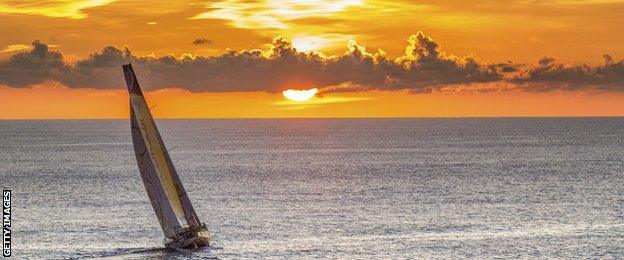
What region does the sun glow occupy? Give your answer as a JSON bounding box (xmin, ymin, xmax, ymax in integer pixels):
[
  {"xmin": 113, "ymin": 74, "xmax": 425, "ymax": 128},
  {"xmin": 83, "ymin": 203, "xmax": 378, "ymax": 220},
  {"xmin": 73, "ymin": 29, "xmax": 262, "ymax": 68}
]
[
  {"xmin": 282, "ymin": 88, "xmax": 318, "ymax": 102},
  {"xmin": 292, "ymin": 36, "xmax": 326, "ymax": 52},
  {"xmin": 192, "ymin": 0, "xmax": 365, "ymax": 29}
]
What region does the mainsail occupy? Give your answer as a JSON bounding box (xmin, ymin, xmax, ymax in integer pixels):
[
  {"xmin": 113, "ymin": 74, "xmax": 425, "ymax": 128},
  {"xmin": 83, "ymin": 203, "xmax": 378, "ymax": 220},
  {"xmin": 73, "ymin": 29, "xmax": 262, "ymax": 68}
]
[{"xmin": 123, "ymin": 63, "xmax": 209, "ymax": 249}]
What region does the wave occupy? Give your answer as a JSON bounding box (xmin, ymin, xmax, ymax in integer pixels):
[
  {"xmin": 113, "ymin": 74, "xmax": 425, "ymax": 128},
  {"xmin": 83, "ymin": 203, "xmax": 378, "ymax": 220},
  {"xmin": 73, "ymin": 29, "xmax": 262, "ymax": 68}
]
[{"xmin": 70, "ymin": 246, "xmax": 218, "ymax": 259}]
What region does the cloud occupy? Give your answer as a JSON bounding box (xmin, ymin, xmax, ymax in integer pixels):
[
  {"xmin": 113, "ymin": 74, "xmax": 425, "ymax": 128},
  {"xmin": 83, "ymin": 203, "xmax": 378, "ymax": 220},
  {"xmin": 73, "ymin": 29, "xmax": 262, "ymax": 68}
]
[
  {"xmin": 0, "ymin": 0, "xmax": 116, "ymax": 19},
  {"xmin": 0, "ymin": 32, "xmax": 623, "ymax": 93},
  {"xmin": 0, "ymin": 44, "xmax": 32, "ymax": 54},
  {"xmin": 190, "ymin": 0, "xmax": 365, "ymax": 29},
  {"xmin": 0, "ymin": 40, "xmax": 67, "ymax": 87},
  {"xmin": 192, "ymin": 38, "xmax": 212, "ymax": 45},
  {"xmin": 510, "ymin": 56, "xmax": 624, "ymax": 91}
]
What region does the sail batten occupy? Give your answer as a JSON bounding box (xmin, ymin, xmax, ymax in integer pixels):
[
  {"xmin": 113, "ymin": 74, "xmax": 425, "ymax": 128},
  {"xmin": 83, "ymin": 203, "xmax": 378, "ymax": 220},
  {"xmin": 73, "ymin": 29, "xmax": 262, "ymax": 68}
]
[{"xmin": 123, "ymin": 63, "xmax": 210, "ymax": 249}]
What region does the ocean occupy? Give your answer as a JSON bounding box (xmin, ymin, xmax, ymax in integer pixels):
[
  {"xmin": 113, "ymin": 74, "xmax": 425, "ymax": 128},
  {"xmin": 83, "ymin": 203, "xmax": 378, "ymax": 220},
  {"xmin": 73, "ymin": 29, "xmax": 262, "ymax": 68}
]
[{"xmin": 1, "ymin": 118, "xmax": 623, "ymax": 259}]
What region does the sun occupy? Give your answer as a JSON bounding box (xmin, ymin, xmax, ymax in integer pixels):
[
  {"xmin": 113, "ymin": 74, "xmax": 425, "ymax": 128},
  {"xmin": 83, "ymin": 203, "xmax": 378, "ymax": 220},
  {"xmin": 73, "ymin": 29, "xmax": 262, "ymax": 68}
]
[{"xmin": 282, "ymin": 88, "xmax": 318, "ymax": 102}]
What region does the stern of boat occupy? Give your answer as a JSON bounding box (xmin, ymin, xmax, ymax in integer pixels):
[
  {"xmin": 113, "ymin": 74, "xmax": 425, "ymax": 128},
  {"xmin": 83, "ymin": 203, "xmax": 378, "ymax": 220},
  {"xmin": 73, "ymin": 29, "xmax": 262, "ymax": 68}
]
[{"xmin": 164, "ymin": 224, "xmax": 211, "ymax": 249}]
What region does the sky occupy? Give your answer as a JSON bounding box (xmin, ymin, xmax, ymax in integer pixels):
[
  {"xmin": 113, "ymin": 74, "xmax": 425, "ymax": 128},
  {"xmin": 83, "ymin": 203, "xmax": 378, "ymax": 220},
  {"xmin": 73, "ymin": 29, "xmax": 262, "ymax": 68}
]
[{"xmin": 1, "ymin": 0, "xmax": 624, "ymax": 118}]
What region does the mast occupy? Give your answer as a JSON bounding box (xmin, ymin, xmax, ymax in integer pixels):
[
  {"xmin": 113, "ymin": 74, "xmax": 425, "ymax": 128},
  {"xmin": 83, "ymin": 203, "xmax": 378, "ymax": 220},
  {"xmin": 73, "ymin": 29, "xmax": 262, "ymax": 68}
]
[{"xmin": 123, "ymin": 63, "xmax": 207, "ymax": 246}]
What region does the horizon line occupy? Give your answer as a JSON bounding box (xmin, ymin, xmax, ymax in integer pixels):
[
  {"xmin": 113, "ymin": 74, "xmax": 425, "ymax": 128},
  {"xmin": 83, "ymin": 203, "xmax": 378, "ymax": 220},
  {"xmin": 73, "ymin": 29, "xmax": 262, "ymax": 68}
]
[{"xmin": 2, "ymin": 115, "xmax": 624, "ymax": 120}]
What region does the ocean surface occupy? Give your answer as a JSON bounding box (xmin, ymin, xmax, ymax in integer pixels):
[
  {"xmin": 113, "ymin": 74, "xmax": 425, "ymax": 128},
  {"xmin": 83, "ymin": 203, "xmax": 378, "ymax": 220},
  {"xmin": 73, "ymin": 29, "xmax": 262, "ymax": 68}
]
[{"xmin": 1, "ymin": 118, "xmax": 624, "ymax": 259}]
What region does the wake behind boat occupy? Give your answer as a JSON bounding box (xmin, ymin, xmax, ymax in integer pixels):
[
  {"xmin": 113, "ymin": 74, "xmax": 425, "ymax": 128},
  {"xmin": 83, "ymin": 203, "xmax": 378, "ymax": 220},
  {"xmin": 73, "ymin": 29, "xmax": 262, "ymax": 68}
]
[{"xmin": 122, "ymin": 63, "xmax": 210, "ymax": 249}]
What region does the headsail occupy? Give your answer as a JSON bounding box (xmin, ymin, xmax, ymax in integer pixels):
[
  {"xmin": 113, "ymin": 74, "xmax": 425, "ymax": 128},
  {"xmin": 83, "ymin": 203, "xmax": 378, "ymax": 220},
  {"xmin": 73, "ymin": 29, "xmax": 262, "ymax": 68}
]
[{"xmin": 123, "ymin": 63, "xmax": 209, "ymax": 248}]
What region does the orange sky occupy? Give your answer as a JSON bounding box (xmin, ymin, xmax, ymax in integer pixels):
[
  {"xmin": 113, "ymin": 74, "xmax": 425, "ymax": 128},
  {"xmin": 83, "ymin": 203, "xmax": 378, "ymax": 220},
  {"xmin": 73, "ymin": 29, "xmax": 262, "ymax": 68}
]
[
  {"xmin": 2, "ymin": 84, "xmax": 623, "ymax": 119},
  {"xmin": 1, "ymin": 0, "xmax": 624, "ymax": 118}
]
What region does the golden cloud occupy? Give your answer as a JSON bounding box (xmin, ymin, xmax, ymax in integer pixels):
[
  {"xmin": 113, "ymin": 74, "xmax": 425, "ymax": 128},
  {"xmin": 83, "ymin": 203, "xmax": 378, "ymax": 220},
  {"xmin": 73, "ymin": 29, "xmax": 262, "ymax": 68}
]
[{"xmin": 0, "ymin": 0, "xmax": 116, "ymax": 19}]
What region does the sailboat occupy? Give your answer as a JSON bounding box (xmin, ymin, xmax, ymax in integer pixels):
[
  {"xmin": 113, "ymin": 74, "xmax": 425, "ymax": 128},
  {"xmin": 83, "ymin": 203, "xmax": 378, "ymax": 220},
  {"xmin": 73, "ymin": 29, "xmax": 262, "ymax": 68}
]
[{"xmin": 122, "ymin": 63, "xmax": 210, "ymax": 249}]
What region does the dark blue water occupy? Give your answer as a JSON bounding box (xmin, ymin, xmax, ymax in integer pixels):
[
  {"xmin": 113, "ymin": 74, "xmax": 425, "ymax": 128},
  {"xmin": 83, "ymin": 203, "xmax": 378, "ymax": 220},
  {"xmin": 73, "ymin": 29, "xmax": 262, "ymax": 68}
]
[{"xmin": 1, "ymin": 118, "xmax": 623, "ymax": 259}]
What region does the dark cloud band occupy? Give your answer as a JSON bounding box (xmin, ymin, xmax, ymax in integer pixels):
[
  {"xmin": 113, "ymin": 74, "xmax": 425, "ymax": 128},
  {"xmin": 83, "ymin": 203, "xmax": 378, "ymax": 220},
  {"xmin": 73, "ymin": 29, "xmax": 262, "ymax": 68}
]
[{"xmin": 0, "ymin": 32, "xmax": 622, "ymax": 93}]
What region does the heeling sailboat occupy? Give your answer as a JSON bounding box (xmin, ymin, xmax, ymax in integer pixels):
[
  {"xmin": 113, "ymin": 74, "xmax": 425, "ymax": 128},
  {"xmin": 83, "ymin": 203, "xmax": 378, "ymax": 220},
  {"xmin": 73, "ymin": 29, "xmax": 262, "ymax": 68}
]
[{"xmin": 122, "ymin": 63, "xmax": 210, "ymax": 249}]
